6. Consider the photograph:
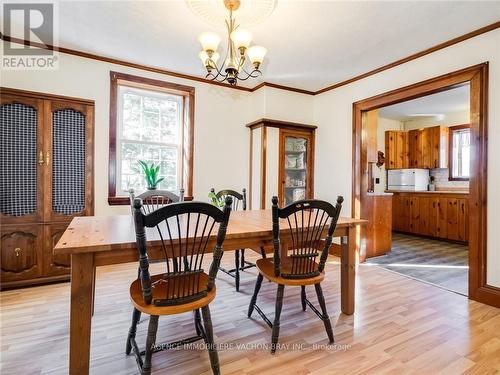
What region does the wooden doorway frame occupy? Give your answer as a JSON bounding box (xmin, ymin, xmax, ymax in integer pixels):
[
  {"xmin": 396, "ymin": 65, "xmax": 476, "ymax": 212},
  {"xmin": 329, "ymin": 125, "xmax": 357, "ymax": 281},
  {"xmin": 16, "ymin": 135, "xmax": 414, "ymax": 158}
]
[{"xmin": 352, "ymin": 63, "xmax": 499, "ymax": 307}]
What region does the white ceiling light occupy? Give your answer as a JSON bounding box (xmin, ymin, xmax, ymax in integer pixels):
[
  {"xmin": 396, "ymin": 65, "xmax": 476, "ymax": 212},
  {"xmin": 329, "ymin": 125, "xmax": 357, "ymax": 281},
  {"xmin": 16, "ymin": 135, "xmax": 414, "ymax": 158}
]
[{"xmin": 192, "ymin": 0, "xmax": 272, "ymax": 85}]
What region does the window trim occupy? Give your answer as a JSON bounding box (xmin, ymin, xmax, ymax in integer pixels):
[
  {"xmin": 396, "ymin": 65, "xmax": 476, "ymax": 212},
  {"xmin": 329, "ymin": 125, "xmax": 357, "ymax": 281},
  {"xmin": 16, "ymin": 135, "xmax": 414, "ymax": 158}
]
[
  {"xmin": 108, "ymin": 71, "xmax": 194, "ymax": 205},
  {"xmin": 448, "ymin": 123, "xmax": 470, "ymax": 181}
]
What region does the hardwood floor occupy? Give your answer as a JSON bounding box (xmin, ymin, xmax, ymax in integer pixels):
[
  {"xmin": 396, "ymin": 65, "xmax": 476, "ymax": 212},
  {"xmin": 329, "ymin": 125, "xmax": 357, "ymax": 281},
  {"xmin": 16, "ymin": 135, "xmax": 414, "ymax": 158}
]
[{"xmin": 1, "ymin": 252, "xmax": 500, "ymax": 374}]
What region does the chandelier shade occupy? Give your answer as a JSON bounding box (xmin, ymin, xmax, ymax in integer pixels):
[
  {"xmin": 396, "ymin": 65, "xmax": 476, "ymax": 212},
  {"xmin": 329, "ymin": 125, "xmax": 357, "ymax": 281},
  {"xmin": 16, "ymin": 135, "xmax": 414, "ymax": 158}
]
[{"xmin": 193, "ymin": 0, "xmax": 270, "ymax": 86}]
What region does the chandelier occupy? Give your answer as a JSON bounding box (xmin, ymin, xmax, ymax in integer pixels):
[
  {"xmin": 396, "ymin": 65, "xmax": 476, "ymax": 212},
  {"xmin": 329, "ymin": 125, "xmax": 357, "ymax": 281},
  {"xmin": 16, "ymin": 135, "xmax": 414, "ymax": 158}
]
[{"xmin": 197, "ymin": 0, "xmax": 268, "ymax": 85}]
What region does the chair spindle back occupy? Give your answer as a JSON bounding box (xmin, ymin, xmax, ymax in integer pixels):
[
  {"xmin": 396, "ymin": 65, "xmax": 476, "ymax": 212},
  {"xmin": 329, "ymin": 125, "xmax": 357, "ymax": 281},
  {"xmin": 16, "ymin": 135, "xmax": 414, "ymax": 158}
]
[
  {"xmin": 271, "ymin": 196, "xmax": 343, "ymax": 279},
  {"xmin": 129, "ymin": 188, "xmax": 185, "ymax": 214},
  {"xmin": 133, "ymin": 197, "xmax": 232, "ymax": 306},
  {"xmin": 211, "ymin": 188, "xmax": 246, "ymax": 211}
]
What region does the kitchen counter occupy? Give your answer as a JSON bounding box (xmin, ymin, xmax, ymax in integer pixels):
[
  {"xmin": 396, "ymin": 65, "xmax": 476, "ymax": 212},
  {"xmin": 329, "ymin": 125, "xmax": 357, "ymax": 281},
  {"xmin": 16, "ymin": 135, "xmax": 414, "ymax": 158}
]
[
  {"xmin": 386, "ymin": 190, "xmax": 469, "ymax": 195},
  {"xmin": 367, "ymin": 192, "xmax": 393, "ymax": 196}
]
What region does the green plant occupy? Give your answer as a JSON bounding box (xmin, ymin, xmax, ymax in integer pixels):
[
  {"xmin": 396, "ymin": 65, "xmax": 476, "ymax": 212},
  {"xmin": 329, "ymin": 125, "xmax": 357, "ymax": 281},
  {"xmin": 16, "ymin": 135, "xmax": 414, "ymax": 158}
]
[
  {"xmin": 208, "ymin": 191, "xmax": 225, "ymax": 207},
  {"xmin": 137, "ymin": 160, "xmax": 164, "ymax": 189}
]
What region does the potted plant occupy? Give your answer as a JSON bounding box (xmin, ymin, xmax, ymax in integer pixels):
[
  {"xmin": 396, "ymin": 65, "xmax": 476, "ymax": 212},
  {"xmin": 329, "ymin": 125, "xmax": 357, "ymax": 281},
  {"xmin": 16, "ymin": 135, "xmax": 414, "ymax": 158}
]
[
  {"xmin": 137, "ymin": 160, "xmax": 164, "ymax": 190},
  {"xmin": 208, "ymin": 190, "xmax": 225, "ymax": 207}
]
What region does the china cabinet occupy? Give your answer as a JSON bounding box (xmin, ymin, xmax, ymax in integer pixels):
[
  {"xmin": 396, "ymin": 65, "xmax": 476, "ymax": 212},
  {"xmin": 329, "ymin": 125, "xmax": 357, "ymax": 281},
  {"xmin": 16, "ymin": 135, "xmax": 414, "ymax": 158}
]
[
  {"xmin": 247, "ymin": 119, "xmax": 315, "ymax": 208},
  {"xmin": 0, "ymin": 88, "xmax": 94, "ymax": 289}
]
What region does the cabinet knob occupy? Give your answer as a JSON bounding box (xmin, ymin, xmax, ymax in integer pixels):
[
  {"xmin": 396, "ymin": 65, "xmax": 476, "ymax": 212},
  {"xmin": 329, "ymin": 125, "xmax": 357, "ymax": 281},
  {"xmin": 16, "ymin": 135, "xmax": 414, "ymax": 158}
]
[
  {"xmin": 14, "ymin": 247, "xmax": 21, "ymax": 257},
  {"xmin": 46, "ymin": 151, "xmax": 50, "ymax": 165},
  {"xmin": 38, "ymin": 151, "xmax": 44, "ymax": 165}
]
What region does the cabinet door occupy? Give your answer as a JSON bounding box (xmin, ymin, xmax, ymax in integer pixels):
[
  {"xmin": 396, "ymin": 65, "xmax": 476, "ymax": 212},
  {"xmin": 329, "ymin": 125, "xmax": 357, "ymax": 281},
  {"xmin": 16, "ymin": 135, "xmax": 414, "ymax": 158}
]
[
  {"xmin": 420, "ymin": 128, "xmax": 433, "ymax": 169},
  {"xmin": 409, "ymin": 129, "xmax": 422, "ymax": 168},
  {"xmin": 43, "ymin": 223, "xmax": 71, "ymax": 276},
  {"xmin": 385, "ymin": 131, "xmax": 397, "ymax": 170},
  {"xmin": 0, "ymin": 94, "xmax": 45, "ymax": 224},
  {"xmin": 392, "ymin": 194, "xmax": 401, "ymax": 231},
  {"xmin": 409, "ymin": 196, "xmax": 420, "ymax": 233},
  {"xmin": 397, "ymin": 131, "xmax": 409, "ymax": 169},
  {"xmin": 458, "ymin": 198, "xmax": 469, "ymax": 242},
  {"xmin": 436, "ymin": 198, "xmax": 448, "ymax": 239},
  {"xmin": 428, "ymin": 198, "xmax": 440, "ymax": 237},
  {"xmin": 401, "ymin": 196, "xmax": 411, "ymax": 232},
  {"xmin": 43, "ymin": 100, "xmax": 94, "ymax": 222},
  {"xmin": 418, "ymin": 197, "xmax": 430, "ymax": 235},
  {"xmin": 447, "ymin": 198, "xmax": 460, "ymax": 241},
  {"xmin": 279, "ymin": 129, "xmax": 314, "ymax": 206},
  {"xmin": 1, "ymin": 224, "xmax": 43, "ymax": 283}
]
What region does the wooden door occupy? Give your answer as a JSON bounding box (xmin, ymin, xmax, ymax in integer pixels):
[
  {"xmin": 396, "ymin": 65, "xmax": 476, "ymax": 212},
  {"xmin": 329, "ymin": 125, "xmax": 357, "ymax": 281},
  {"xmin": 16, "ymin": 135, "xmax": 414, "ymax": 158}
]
[
  {"xmin": 397, "ymin": 131, "xmax": 409, "ymax": 168},
  {"xmin": 436, "ymin": 198, "xmax": 448, "ymax": 239},
  {"xmin": 420, "ymin": 128, "xmax": 433, "ymax": 168},
  {"xmin": 43, "ymin": 223, "xmax": 71, "ymax": 276},
  {"xmin": 447, "ymin": 198, "xmax": 460, "ymax": 241},
  {"xmin": 392, "ymin": 194, "xmax": 401, "ymax": 231},
  {"xmin": 43, "ymin": 100, "xmax": 94, "ymax": 222},
  {"xmin": 409, "ymin": 129, "xmax": 422, "ymax": 168},
  {"xmin": 418, "ymin": 196, "xmax": 431, "ymax": 235},
  {"xmin": 428, "ymin": 197, "xmax": 439, "ymax": 237},
  {"xmin": 409, "ymin": 196, "xmax": 420, "ymax": 233},
  {"xmin": 458, "ymin": 198, "xmax": 469, "ymax": 242},
  {"xmin": 1, "ymin": 224, "xmax": 43, "ymax": 284},
  {"xmin": 279, "ymin": 129, "xmax": 314, "ymax": 206},
  {"xmin": 0, "ymin": 94, "xmax": 45, "ymax": 224},
  {"xmin": 385, "ymin": 131, "xmax": 397, "ymax": 170}
]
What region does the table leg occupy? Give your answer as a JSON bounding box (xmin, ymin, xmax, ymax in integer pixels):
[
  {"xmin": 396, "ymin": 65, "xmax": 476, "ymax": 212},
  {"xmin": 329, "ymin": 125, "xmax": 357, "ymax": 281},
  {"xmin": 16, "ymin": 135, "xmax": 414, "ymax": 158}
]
[
  {"xmin": 340, "ymin": 226, "xmax": 356, "ymax": 315},
  {"xmin": 69, "ymin": 253, "xmax": 94, "ymax": 374}
]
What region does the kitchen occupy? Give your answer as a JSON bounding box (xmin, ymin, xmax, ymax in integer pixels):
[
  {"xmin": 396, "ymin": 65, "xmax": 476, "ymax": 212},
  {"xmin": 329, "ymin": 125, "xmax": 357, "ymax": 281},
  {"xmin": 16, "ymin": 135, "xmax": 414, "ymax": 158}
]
[{"xmin": 364, "ymin": 85, "xmax": 470, "ymax": 295}]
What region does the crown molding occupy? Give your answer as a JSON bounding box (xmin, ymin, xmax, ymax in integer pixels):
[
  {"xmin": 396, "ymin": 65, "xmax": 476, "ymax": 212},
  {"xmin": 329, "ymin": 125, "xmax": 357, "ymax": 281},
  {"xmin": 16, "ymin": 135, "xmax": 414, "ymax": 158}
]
[{"xmin": 1, "ymin": 20, "xmax": 499, "ymax": 96}]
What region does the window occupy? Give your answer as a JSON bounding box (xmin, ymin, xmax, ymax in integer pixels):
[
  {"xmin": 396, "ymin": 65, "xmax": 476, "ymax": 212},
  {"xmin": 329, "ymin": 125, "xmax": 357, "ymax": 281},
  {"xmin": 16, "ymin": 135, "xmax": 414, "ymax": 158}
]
[
  {"xmin": 109, "ymin": 72, "xmax": 194, "ymax": 205},
  {"xmin": 449, "ymin": 124, "xmax": 470, "ymax": 181}
]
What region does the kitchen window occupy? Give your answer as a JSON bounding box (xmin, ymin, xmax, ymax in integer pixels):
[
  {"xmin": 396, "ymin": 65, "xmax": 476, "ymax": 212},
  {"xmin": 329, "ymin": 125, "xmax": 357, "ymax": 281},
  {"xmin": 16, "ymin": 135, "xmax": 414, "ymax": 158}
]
[
  {"xmin": 108, "ymin": 72, "xmax": 194, "ymax": 205},
  {"xmin": 449, "ymin": 124, "xmax": 470, "ymax": 181}
]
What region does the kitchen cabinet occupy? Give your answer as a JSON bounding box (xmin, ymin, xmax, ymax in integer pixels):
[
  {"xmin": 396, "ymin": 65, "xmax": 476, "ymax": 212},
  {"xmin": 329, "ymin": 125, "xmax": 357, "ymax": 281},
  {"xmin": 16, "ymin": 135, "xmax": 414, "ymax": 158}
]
[
  {"xmin": 386, "ymin": 126, "xmax": 448, "ymax": 170},
  {"xmin": 0, "ymin": 88, "xmax": 94, "ymax": 289},
  {"xmin": 364, "ymin": 194, "xmax": 393, "ymax": 258},
  {"xmin": 385, "ymin": 131, "xmax": 409, "ymax": 169},
  {"xmin": 247, "ymin": 119, "xmax": 316, "ymax": 209},
  {"xmin": 391, "ymin": 192, "xmax": 468, "ymax": 243}
]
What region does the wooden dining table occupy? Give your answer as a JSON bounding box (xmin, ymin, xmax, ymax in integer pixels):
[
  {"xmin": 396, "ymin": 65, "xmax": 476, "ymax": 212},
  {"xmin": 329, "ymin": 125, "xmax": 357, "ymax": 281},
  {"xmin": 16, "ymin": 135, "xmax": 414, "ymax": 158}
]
[{"xmin": 54, "ymin": 209, "xmax": 365, "ymax": 374}]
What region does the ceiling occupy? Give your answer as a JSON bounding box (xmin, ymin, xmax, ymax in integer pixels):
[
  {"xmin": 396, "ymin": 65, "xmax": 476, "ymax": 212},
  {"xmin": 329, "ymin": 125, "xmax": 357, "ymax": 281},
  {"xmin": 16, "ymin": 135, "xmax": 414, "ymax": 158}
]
[
  {"xmin": 4, "ymin": 1, "xmax": 500, "ymax": 90},
  {"xmin": 379, "ymin": 84, "xmax": 470, "ymax": 121}
]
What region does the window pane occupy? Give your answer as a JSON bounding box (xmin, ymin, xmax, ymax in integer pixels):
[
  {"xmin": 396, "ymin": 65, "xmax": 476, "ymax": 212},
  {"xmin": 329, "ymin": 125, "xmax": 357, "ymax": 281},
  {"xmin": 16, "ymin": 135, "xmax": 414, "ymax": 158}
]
[
  {"xmin": 120, "ymin": 142, "xmax": 178, "ymax": 193},
  {"xmin": 118, "ymin": 85, "xmax": 183, "ymax": 195},
  {"xmin": 452, "ymin": 128, "xmax": 470, "ymax": 178}
]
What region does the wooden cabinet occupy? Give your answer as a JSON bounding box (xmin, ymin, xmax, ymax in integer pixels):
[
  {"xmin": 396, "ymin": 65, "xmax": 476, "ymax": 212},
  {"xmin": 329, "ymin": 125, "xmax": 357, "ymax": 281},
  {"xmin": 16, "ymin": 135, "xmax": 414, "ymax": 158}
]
[
  {"xmin": 386, "ymin": 126, "xmax": 448, "ymax": 169},
  {"xmin": 0, "ymin": 88, "xmax": 94, "ymax": 289},
  {"xmin": 364, "ymin": 194, "xmax": 393, "ymax": 258},
  {"xmin": 247, "ymin": 119, "xmax": 316, "ymax": 209},
  {"xmin": 385, "ymin": 131, "xmax": 409, "ymax": 169},
  {"xmin": 391, "ymin": 192, "xmax": 468, "ymax": 243},
  {"xmin": 365, "ymin": 110, "xmax": 378, "ymax": 163}
]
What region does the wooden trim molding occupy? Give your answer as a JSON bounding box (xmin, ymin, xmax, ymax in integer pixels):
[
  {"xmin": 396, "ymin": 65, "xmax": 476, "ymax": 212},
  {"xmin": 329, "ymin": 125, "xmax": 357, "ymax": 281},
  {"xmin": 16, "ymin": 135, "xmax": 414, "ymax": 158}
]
[
  {"xmin": 246, "ymin": 118, "xmax": 317, "ymax": 130},
  {"xmin": 352, "ymin": 63, "xmax": 494, "ymax": 307},
  {"xmin": 2, "ymin": 21, "xmax": 499, "ymax": 96},
  {"xmin": 448, "ymin": 124, "xmax": 471, "ymax": 181},
  {"xmin": 108, "ymin": 71, "xmax": 194, "ymax": 205}
]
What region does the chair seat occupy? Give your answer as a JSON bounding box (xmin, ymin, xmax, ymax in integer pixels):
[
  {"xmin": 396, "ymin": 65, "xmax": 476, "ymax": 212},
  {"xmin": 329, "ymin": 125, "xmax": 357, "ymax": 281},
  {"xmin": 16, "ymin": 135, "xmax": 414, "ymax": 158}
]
[
  {"xmin": 130, "ymin": 273, "xmax": 216, "ymax": 316},
  {"xmin": 256, "ymin": 258, "xmax": 325, "ymax": 286}
]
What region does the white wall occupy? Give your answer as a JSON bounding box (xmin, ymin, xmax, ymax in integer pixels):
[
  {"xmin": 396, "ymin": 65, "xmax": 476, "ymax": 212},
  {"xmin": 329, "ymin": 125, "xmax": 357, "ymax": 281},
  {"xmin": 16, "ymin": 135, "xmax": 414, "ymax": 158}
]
[
  {"xmin": 403, "ymin": 109, "xmax": 470, "ymax": 130},
  {"xmin": 0, "ymin": 46, "xmax": 313, "ymax": 216},
  {"xmin": 313, "ymin": 28, "xmax": 500, "ymax": 287}
]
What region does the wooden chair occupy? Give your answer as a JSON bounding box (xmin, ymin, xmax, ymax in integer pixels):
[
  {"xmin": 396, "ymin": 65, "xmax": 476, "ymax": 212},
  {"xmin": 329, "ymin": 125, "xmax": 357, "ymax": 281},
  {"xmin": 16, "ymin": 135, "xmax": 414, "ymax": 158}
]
[
  {"xmin": 247, "ymin": 196, "xmax": 343, "ymax": 354},
  {"xmin": 126, "ymin": 197, "xmax": 232, "ymax": 375},
  {"xmin": 129, "ymin": 188, "xmax": 185, "ymax": 213},
  {"xmin": 129, "ymin": 188, "xmax": 185, "ymax": 277},
  {"xmin": 210, "ymin": 188, "xmax": 255, "ymax": 291}
]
